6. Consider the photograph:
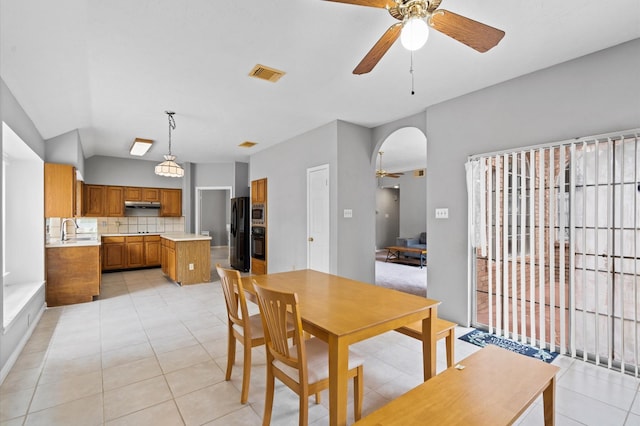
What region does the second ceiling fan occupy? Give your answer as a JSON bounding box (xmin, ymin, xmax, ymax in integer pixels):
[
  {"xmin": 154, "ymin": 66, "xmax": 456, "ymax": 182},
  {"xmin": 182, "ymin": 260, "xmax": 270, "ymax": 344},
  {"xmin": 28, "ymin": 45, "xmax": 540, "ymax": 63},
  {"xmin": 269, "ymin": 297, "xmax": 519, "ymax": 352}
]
[{"xmin": 324, "ymin": 0, "xmax": 505, "ymax": 74}]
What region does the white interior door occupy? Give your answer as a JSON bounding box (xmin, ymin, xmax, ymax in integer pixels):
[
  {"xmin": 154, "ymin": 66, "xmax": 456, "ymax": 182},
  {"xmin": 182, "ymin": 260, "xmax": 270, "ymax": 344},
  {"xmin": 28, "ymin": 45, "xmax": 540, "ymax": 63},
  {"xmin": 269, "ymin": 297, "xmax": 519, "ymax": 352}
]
[{"xmin": 307, "ymin": 164, "xmax": 330, "ymax": 273}]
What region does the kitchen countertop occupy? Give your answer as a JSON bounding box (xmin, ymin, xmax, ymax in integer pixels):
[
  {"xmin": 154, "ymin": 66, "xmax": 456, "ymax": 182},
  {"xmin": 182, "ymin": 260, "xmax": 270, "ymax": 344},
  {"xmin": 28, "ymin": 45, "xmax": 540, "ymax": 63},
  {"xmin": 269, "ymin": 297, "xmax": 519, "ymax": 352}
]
[
  {"xmin": 46, "ymin": 232, "xmax": 211, "ymax": 248},
  {"xmin": 160, "ymin": 232, "xmax": 212, "ymax": 242},
  {"xmin": 46, "ymin": 238, "xmax": 101, "ymax": 248}
]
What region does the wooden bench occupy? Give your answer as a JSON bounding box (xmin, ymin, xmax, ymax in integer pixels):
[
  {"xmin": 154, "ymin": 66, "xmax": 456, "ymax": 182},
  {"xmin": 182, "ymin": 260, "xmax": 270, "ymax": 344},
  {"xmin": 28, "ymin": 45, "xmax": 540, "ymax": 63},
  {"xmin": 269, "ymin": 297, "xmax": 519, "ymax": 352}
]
[
  {"xmin": 395, "ymin": 318, "xmax": 457, "ymax": 368},
  {"xmin": 354, "ymin": 345, "xmax": 560, "ymax": 426}
]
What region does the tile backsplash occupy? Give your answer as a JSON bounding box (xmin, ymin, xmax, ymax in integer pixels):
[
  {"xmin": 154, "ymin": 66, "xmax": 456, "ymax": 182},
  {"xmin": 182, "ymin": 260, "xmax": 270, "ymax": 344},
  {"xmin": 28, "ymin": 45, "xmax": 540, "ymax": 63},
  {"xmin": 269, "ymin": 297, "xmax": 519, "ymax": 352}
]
[{"xmin": 47, "ymin": 217, "xmax": 185, "ymax": 240}]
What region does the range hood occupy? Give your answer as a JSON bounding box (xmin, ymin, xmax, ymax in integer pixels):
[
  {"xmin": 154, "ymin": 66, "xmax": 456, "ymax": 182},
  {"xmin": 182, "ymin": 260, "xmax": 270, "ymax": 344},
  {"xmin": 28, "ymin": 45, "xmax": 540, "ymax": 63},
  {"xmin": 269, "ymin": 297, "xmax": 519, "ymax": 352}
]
[{"xmin": 124, "ymin": 201, "xmax": 161, "ymax": 209}]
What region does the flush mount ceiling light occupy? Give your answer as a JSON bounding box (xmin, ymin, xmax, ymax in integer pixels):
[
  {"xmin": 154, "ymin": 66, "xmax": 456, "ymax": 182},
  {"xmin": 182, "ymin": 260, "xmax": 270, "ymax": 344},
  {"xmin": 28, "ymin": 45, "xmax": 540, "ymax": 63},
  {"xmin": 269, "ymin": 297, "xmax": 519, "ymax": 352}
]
[
  {"xmin": 154, "ymin": 111, "xmax": 184, "ymax": 178},
  {"xmin": 129, "ymin": 138, "xmax": 153, "ymax": 156}
]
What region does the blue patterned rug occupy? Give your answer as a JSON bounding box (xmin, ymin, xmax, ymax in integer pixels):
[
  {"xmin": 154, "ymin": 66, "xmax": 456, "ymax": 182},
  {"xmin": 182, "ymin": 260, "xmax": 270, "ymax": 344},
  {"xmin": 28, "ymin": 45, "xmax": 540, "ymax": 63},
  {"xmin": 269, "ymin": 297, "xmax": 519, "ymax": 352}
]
[{"xmin": 459, "ymin": 329, "xmax": 559, "ymax": 363}]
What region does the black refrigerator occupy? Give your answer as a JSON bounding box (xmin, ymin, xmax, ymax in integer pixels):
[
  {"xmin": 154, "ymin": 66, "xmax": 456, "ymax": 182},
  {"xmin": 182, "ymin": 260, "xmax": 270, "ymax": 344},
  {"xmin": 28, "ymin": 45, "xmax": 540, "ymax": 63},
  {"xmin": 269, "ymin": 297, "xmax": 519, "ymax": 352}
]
[{"xmin": 230, "ymin": 197, "xmax": 250, "ymax": 272}]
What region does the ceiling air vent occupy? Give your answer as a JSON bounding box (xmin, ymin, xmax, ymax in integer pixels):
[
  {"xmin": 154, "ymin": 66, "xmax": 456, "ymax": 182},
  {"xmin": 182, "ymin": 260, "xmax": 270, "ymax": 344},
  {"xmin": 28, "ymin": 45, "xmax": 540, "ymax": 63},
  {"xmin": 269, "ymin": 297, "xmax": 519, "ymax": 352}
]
[
  {"xmin": 414, "ymin": 169, "xmax": 426, "ymax": 177},
  {"xmin": 239, "ymin": 141, "xmax": 258, "ymax": 148},
  {"xmin": 249, "ymin": 64, "xmax": 285, "ymax": 83}
]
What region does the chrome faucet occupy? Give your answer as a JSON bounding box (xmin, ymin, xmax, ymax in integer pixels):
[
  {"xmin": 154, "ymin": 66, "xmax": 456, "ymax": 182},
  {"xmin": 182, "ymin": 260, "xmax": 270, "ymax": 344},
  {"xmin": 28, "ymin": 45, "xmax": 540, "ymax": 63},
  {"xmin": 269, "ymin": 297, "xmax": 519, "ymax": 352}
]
[{"xmin": 61, "ymin": 218, "xmax": 78, "ymax": 241}]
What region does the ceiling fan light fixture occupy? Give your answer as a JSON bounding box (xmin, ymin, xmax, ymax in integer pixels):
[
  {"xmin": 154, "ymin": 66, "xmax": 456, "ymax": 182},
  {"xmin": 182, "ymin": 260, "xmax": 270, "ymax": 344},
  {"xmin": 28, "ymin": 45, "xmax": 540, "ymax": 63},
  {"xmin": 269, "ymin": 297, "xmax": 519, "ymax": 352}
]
[{"xmin": 401, "ymin": 17, "xmax": 429, "ymax": 51}]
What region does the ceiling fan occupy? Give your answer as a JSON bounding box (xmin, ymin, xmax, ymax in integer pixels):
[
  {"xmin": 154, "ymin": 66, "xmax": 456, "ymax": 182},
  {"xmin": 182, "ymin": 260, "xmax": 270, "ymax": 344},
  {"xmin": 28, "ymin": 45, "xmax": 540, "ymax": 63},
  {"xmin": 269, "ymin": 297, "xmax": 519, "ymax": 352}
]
[
  {"xmin": 323, "ymin": 0, "xmax": 505, "ymax": 74},
  {"xmin": 376, "ymin": 151, "xmax": 404, "ymax": 178}
]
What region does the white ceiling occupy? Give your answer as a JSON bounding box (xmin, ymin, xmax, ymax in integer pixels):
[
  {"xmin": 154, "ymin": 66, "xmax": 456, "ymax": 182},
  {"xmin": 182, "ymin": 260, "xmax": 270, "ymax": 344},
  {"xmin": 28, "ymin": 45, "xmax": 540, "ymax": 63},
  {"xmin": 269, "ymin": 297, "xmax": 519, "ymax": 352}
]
[{"xmin": 1, "ymin": 0, "xmax": 639, "ymax": 169}]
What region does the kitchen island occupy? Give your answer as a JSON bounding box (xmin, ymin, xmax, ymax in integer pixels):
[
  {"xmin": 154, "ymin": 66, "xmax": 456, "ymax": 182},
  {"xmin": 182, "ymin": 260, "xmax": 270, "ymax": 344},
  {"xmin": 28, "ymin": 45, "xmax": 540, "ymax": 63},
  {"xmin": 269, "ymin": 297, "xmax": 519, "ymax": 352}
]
[
  {"xmin": 161, "ymin": 233, "xmax": 212, "ymax": 285},
  {"xmin": 45, "ymin": 237, "xmax": 101, "ymax": 306}
]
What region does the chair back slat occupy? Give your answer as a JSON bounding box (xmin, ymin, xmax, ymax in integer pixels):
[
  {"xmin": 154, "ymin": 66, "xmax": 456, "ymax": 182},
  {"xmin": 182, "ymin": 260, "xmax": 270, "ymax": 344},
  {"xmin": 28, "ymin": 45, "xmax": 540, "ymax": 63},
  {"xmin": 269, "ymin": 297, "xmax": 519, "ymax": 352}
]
[
  {"xmin": 253, "ymin": 282, "xmax": 306, "ymax": 372},
  {"xmin": 216, "ymin": 265, "xmax": 250, "ymax": 330}
]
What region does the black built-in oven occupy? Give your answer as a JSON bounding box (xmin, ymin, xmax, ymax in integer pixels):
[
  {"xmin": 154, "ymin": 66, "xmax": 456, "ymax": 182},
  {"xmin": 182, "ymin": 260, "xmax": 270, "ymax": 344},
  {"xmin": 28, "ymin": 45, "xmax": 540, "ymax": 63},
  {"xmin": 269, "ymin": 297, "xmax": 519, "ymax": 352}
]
[{"xmin": 251, "ymin": 226, "xmax": 266, "ymax": 260}]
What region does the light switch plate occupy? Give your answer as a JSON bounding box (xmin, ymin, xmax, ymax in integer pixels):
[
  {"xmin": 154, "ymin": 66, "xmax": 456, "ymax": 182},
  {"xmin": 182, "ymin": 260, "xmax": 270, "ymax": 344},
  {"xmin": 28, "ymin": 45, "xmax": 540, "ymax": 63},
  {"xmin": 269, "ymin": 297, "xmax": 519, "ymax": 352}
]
[
  {"xmin": 435, "ymin": 208, "xmax": 449, "ymax": 219},
  {"xmin": 343, "ymin": 209, "xmax": 353, "ymax": 218}
]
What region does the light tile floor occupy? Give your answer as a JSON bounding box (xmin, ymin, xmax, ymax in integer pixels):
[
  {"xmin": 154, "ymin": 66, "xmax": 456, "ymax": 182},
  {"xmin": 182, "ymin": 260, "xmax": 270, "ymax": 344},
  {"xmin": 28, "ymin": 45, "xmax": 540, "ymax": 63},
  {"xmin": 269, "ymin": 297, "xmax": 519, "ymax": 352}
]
[{"xmin": 2, "ymin": 257, "xmax": 640, "ymax": 425}]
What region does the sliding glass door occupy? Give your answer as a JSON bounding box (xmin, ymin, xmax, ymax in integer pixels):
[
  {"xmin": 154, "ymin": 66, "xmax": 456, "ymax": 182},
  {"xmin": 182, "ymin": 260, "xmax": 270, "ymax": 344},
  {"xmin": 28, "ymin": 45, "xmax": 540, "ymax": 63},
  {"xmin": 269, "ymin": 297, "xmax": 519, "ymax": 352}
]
[{"xmin": 469, "ymin": 130, "xmax": 640, "ymax": 374}]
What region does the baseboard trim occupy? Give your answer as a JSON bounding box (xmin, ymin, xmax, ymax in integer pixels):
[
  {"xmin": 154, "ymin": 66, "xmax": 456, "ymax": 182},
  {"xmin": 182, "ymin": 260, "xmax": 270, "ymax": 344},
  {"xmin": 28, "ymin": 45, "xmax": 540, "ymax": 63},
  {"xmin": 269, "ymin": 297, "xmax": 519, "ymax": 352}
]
[{"xmin": 0, "ymin": 302, "xmax": 45, "ymax": 385}]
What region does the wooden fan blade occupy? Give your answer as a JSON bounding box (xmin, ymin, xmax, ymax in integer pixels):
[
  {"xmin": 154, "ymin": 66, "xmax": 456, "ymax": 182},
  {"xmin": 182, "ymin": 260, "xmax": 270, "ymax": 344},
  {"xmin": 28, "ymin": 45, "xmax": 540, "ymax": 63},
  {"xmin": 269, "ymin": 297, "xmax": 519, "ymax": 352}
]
[
  {"xmin": 429, "ymin": 10, "xmax": 505, "ymax": 53},
  {"xmin": 322, "ymin": 0, "xmax": 396, "ymax": 9},
  {"xmin": 353, "ymin": 23, "xmax": 402, "ymax": 75}
]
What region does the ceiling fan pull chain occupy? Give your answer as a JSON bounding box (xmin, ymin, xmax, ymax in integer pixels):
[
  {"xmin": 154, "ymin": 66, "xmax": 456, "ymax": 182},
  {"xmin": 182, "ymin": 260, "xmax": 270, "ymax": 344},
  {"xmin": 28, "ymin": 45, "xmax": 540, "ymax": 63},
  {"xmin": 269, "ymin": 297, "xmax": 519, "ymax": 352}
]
[{"xmin": 410, "ymin": 50, "xmax": 415, "ymax": 95}]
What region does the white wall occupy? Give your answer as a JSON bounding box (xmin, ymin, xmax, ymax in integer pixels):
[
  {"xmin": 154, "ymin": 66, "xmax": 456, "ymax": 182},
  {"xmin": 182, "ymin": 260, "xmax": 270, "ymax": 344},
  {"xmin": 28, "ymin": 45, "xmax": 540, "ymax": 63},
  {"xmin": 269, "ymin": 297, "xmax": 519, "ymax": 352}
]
[
  {"xmin": 426, "ymin": 39, "xmax": 640, "ymax": 325},
  {"xmin": 0, "ymin": 78, "xmax": 47, "ymax": 379}
]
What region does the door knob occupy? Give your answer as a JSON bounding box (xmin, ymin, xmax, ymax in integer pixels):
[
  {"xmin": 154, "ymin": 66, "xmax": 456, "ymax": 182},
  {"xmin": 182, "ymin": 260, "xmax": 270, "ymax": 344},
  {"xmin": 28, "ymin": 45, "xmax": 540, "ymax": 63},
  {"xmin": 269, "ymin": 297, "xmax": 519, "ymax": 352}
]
[{"xmin": 308, "ymin": 237, "xmax": 314, "ymax": 242}]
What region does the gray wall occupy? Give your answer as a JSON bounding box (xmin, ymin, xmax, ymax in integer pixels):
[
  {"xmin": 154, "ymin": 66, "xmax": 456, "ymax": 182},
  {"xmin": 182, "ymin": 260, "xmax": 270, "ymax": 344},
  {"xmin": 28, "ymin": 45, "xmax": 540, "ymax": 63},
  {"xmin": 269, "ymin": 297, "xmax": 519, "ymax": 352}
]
[
  {"xmin": 250, "ymin": 121, "xmax": 339, "ymax": 274},
  {"xmin": 0, "ymin": 78, "xmax": 47, "ymax": 379},
  {"xmin": 45, "ymin": 129, "xmax": 85, "ymax": 178},
  {"xmin": 375, "ymin": 171, "xmax": 427, "ymax": 248},
  {"xmin": 336, "ymin": 121, "xmax": 376, "ymax": 282},
  {"xmin": 83, "ymin": 155, "xmax": 184, "ymax": 188},
  {"xmin": 396, "ymin": 173, "xmax": 426, "ymax": 239},
  {"xmin": 426, "ymin": 39, "xmax": 640, "ymax": 325},
  {"xmin": 200, "ymin": 189, "xmax": 230, "ymax": 246},
  {"xmin": 250, "ymin": 120, "xmax": 375, "ymax": 282},
  {"xmin": 375, "ymin": 188, "xmax": 399, "ymax": 249}
]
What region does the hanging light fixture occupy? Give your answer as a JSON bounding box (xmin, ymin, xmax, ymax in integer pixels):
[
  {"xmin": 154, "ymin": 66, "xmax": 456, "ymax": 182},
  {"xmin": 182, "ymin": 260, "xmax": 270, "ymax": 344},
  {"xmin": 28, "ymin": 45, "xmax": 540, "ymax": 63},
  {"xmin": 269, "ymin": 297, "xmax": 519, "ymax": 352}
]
[{"xmin": 154, "ymin": 111, "xmax": 184, "ymax": 178}]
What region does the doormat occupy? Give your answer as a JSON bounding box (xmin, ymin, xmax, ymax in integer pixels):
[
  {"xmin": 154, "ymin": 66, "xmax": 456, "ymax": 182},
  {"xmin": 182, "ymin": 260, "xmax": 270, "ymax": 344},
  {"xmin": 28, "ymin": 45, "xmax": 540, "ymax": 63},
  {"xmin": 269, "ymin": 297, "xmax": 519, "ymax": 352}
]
[{"xmin": 459, "ymin": 329, "xmax": 559, "ymax": 363}]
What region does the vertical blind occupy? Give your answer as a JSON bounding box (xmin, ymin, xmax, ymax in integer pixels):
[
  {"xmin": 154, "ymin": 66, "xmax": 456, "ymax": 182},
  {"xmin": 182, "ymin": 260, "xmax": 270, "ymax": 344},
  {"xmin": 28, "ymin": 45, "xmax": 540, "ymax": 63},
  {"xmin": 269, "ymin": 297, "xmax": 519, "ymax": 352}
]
[{"xmin": 468, "ymin": 129, "xmax": 640, "ymax": 374}]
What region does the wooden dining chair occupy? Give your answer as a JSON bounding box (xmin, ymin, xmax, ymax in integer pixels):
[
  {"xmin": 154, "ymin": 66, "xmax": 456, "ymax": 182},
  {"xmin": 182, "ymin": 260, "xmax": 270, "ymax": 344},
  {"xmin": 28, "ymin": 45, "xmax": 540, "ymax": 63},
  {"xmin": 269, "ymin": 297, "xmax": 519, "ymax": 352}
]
[
  {"xmin": 216, "ymin": 264, "xmax": 267, "ymax": 404},
  {"xmin": 253, "ymin": 281, "xmax": 364, "ymax": 426}
]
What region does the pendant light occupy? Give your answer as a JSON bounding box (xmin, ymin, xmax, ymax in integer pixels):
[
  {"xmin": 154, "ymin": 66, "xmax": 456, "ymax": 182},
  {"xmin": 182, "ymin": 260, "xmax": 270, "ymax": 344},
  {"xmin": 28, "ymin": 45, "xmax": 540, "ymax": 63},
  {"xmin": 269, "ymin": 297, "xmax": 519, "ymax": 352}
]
[{"xmin": 154, "ymin": 111, "xmax": 184, "ymax": 178}]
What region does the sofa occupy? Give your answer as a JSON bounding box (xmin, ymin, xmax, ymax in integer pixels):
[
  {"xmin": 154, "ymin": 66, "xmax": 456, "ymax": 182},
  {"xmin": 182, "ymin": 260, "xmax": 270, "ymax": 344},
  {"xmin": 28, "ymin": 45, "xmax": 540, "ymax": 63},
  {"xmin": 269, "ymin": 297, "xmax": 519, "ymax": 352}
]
[{"xmin": 396, "ymin": 232, "xmax": 426, "ymax": 259}]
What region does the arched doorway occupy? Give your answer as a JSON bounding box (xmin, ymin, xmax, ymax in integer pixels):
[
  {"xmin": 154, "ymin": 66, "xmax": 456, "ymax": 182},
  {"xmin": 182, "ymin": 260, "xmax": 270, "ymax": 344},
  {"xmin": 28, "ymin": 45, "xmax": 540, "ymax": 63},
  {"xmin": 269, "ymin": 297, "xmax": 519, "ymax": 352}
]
[{"xmin": 374, "ymin": 126, "xmax": 428, "ymax": 297}]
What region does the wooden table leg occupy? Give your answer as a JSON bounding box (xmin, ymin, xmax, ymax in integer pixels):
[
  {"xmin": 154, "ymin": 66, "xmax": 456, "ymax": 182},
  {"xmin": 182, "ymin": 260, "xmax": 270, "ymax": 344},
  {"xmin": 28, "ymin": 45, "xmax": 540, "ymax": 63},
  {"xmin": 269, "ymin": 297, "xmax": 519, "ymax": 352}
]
[
  {"xmin": 329, "ymin": 335, "xmax": 349, "ymax": 426},
  {"xmin": 421, "ymin": 306, "xmax": 437, "ymax": 381},
  {"xmin": 543, "ymin": 375, "xmax": 556, "ymax": 426}
]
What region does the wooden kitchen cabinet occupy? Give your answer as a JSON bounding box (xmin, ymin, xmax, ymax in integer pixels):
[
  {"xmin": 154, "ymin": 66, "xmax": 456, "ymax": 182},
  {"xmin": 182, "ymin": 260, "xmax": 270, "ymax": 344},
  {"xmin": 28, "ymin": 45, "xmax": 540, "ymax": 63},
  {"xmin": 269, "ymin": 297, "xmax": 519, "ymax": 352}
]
[
  {"xmin": 102, "ymin": 236, "xmax": 126, "ymax": 270},
  {"xmin": 106, "ymin": 186, "xmax": 124, "ymax": 216},
  {"xmin": 84, "ymin": 185, "xmax": 124, "ymax": 216},
  {"xmin": 251, "ymin": 258, "xmax": 267, "ymax": 275},
  {"xmin": 251, "ymin": 178, "xmax": 267, "ymax": 203},
  {"xmin": 83, "ymin": 184, "xmax": 105, "ymax": 216},
  {"xmin": 160, "ymin": 189, "xmax": 182, "ymax": 217},
  {"xmin": 125, "ymin": 236, "xmax": 144, "ymax": 268},
  {"xmin": 161, "ymin": 238, "xmax": 177, "ymax": 280},
  {"xmin": 102, "ymin": 235, "xmax": 161, "ymax": 270},
  {"xmin": 46, "ymin": 245, "xmax": 101, "ymax": 306},
  {"xmin": 125, "ymin": 186, "xmax": 160, "ymax": 202},
  {"xmin": 144, "ymin": 235, "xmax": 161, "ymax": 266},
  {"xmin": 161, "ymin": 237, "xmax": 210, "ymax": 285},
  {"xmin": 45, "ymin": 163, "xmax": 77, "ymax": 218}
]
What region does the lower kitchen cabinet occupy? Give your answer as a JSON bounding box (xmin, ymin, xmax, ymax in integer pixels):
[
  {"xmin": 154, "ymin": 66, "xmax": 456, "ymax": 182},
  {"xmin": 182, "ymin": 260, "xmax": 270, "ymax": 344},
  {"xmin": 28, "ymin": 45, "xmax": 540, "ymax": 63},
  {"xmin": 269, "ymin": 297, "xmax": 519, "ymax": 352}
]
[
  {"xmin": 102, "ymin": 236, "xmax": 126, "ymax": 270},
  {"xmin": 145, "ymin": 235, "xmax": 161, "ymax": 266},
  {"xmin": 125, "ymin": 236, "xmax": 145, "ymax": 268},
  {"xmin": 46, "ymin": 245, "xmax": 101, "ymax": 306},
  {"xmin": 251, "ymin": 258, "xmax": 266, "ymax": 275},
  {"xmin": 102, "ymin": 235, "xmax": 163, "ymax": 271},
  {"xmin": 161, "ymin": 237, "xmax": 210, "ymax": 285}
]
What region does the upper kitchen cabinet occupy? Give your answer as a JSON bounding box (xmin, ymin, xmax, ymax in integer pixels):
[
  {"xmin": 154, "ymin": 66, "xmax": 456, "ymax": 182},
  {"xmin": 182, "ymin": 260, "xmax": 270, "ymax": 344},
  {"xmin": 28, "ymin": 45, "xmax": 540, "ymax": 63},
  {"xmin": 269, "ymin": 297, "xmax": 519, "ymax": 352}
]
[
  {"xmin": 45, "ymin": 163, "xmax": 77, "ymax": 218},
  {"xmin": 83, "ymin": 185, "xmax": 105, "ymax": 216},
  {"xmin": 84, "ymin": 185, "xmax": 124, "ymax": 217},
  {"xmin": 105, "ymin": 186, "xmax": 124, "ymax": 216},
  {"xmin": 160, "ymin": 189, "xmax": 182, "ymax": 217},
  {"xmin": 125, "ymin": 186, "xmax": 160, "ymax": 202},
  {"xmin": 251, "ymin": 178, "xmax": 267, "ymax": 204}
]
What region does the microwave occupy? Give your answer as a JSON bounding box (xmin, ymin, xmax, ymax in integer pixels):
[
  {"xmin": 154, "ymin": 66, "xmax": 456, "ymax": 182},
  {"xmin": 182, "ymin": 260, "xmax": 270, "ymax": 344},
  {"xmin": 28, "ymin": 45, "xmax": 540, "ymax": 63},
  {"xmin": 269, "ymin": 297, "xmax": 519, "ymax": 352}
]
[{"xmin": 252, "ymin": 203, "xmax": 265, "ymax": 225}]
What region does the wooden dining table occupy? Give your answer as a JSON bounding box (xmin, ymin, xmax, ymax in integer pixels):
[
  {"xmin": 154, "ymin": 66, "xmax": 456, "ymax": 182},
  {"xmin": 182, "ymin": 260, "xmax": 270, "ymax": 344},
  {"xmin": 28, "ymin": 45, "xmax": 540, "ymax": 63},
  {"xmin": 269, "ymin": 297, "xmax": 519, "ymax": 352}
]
[{"xmin": 242, "ymin": 269, "xmax": 440, "ymax": 426}]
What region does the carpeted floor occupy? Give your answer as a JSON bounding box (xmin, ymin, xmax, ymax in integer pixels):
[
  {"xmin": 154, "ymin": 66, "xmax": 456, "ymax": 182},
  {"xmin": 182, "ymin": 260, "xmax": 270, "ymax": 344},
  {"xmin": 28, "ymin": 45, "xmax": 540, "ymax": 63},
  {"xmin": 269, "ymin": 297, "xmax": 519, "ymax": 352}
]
[{"xmin": 375, "ymin": 249, "xmax": 427, "ymax": 297}]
